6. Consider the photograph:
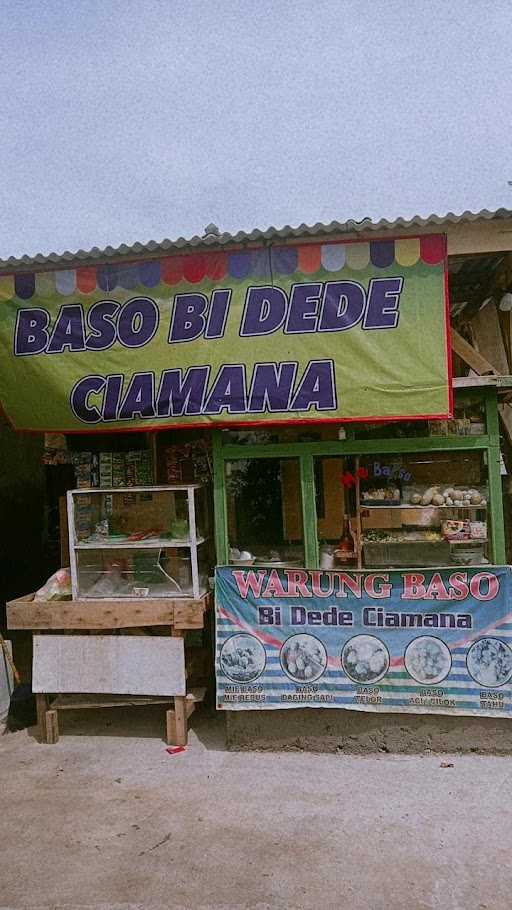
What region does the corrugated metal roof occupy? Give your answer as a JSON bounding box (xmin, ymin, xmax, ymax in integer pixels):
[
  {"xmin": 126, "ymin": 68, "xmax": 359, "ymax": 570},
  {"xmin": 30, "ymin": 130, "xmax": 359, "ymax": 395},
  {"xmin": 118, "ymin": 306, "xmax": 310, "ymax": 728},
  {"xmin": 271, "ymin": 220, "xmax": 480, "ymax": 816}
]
[{"xmin": 2, "ymin": 206, "xmax": 511, "ymax": 273}]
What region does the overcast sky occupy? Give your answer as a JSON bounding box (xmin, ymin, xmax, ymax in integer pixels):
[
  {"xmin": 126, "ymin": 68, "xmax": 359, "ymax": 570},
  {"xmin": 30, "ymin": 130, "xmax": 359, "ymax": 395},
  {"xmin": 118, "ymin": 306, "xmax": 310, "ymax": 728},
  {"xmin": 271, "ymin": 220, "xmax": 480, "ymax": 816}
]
[{"xmin": 0, "ymin": 0, "xmax": 511, "ymax": 259}]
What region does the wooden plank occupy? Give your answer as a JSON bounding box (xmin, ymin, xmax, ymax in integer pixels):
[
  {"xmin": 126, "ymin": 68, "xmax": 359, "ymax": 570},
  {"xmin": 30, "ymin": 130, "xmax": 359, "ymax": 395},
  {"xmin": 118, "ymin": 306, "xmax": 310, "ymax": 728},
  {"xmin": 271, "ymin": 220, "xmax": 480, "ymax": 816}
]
[
  {"xmin": 173, "ymin": 601, "xmax": 205, "ymax": 630},
  {"xmin": 498, "ymin": 310, "xmax": 512, "ymax": 371},
  {"xmin": 45, "ymin": 709, "xmax": 59, "ymax": 744},
  {"xmin": 451, "ymin": 329, "xmax": 498, "ymax": 375},
  {"xmin": 186, "ymin": 700, "xmax": 196, "ymax": 720},
  {"xmin": 52, "ymin": 693, "xmax": 174, "ymax": 709},
  {"xmin": 453, "ymin": 376, "xmax": 498, "ymax": 387},
  {"xmin": 187, "ymin": 686, "xmax": 207, "ymax": 703},
  {"xmin": 6, "ymin": 594, "xmax": 210, "ymax": 631},
  {"xmin": 499, "ymin": 403, "xmax": 512, "ymax": 448},
  {"xmin": 32, "ymin": 635, "xmax": 186, "ymax": 696},
  {"xmin": 470, "ymin": 301, "xmax": 509, "ymax": 375}
]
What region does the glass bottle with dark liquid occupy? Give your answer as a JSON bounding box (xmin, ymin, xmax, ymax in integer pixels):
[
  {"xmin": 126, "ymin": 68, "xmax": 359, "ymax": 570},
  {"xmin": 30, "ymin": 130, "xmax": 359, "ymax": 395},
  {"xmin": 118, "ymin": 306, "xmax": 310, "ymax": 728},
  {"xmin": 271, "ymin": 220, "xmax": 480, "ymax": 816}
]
[{"xmin": 336, "ymin": 516, "xmax": 356, "ymax": 566}]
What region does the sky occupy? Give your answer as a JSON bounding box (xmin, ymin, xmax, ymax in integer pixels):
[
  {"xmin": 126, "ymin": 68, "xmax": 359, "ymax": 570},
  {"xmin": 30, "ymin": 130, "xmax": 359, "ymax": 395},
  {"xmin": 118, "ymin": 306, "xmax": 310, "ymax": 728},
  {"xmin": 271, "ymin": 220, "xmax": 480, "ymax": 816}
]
[{"xmin": 0, "ymin": 0, "xmax": 511, "ymax": 259}]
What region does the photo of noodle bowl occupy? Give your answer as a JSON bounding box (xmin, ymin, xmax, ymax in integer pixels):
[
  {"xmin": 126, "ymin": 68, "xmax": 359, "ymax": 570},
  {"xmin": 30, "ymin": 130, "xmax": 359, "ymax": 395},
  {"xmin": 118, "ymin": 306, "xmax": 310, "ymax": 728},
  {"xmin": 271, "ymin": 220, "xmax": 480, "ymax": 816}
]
[
  {"xmin": 466, "ymin": 638, "xmax": 512, "ymax": 688},
  {"xmin": 280, "ymin": 634, "xmax": 327, "ymax": 682},
  {"xmin": 341, "ymin": 635, "xmax": 389, "ymax": 684},
  {"xmin": 405, "ymin": 636, "xmax": 451, "ymax": 684},
  {"xmin": 220, "ymin": 633, "xmax": 266, "ymax": 682}
]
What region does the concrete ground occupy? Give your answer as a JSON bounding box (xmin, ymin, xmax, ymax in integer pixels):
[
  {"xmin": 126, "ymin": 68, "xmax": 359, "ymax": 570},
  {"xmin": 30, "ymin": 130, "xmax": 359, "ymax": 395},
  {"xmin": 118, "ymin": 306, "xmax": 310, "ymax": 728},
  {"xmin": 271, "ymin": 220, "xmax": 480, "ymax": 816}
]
[{"xmin": 0, "ymin": 706, "xmax": 511, "ymax": 910}]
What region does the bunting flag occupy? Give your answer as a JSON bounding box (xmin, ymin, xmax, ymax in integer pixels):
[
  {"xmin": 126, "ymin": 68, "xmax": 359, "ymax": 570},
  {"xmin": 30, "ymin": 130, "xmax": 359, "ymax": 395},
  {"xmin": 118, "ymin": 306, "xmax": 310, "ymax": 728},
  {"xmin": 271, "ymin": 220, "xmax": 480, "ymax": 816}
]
[{"xmin": 0, "ymin": 236, "xmax": 445, "ymax": 301}]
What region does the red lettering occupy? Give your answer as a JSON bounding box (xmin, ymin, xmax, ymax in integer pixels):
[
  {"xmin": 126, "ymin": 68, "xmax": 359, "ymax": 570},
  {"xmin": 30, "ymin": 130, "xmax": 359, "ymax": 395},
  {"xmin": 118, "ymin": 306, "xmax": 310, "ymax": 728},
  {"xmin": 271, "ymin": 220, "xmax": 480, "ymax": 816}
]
[
  {"xmin": 284, "ymin": 570, "xmax": 312, "ymax": 597},
  {"xmin": 262, "ymin": 569, "xmax": 287, "ymax": 598},
  {"xmin": 447, "ymin": 571, "xmax": 469, "ymax": 600},
  {"xmin": 425, "ymin": 573, "xmax": 450, "ymax": 600},
  {"xmin": 232, "ymin": 569, "xmax": 266, "ymax": 598},
  {"xmin": 402, "ymin": 573, "xmax": 426, "ymax": 599},
  {"xmin": 470, "ymin": 572, "xmax": 500, "ymax": 601},
  {"xmin": 311, "ymin": 571, "xmax": 334, "ymax": 597},
  {"xmin": 336, "ymin": 573, "xmax": 362, "ymax": 598},
  {"xmin": 364, "ymin": 573, "xmax": 391, "ymax": 598}
]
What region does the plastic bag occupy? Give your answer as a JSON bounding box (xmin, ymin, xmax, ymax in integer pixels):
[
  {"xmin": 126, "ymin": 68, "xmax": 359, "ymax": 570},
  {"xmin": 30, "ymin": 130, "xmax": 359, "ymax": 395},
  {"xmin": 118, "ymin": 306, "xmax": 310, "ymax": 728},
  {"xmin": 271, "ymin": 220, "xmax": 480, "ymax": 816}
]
[{"xmin": 34, "ymin": 568, "xmax": 72, "ymax": 601}]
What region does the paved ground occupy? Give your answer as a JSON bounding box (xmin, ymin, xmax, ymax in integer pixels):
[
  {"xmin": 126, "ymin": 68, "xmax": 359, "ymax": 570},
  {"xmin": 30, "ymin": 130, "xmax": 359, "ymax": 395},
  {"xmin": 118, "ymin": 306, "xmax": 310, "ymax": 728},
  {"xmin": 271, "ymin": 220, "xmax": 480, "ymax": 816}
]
[{"xmin": 0, "ymin": 706, "xmax": 511, "ymax": 910}]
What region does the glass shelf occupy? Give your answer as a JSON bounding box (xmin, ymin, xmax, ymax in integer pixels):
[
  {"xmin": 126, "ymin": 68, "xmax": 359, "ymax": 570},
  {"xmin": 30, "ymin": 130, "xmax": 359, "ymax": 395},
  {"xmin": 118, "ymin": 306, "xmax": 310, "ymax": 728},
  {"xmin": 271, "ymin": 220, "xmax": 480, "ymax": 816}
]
[
  {"xmin": 74, "ymin": 536, "xmax": 206, "ymax": 550},
  {"xmin": 361, "ymin": 504, "xmax": 487, "ymax": 510}
]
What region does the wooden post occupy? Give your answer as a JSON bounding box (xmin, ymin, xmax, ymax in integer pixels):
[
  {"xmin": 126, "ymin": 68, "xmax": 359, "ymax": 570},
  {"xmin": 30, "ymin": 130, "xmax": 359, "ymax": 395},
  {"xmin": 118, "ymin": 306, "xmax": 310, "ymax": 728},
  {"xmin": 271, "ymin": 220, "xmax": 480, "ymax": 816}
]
[
  {"xmin": 166, "ymin": 707, "xmax": 177, "ymax": 745},
  {"xmin": 168, "ymin": 628, "xmax": 188, "ymax": 746},
  {"xmin": 36, "ymin": 693, "xmax": 49, "ymax": 743},
  {"xmin": 172, "ymin": 696, "xmax": 187, "ymax": 746},
  {"xmin": 45, "ymin": 709, "xmax": 59, "ymax": 744}
]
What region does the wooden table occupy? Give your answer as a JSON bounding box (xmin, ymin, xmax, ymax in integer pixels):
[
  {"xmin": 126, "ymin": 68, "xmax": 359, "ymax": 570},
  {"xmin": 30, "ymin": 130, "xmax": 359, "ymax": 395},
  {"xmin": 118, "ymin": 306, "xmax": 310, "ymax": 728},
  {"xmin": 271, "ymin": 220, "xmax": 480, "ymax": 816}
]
[{"xmin": 7, "ymin": 592, "xmax": 211, "ymax": 745}]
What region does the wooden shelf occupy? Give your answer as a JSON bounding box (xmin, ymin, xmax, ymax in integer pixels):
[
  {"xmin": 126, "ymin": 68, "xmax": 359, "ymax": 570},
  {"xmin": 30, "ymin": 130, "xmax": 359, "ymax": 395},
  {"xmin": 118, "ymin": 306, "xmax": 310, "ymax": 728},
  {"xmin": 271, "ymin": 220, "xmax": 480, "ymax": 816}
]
[{"xmin": 51, "ymin": 688, "xmax": 207, "ymax": 711}]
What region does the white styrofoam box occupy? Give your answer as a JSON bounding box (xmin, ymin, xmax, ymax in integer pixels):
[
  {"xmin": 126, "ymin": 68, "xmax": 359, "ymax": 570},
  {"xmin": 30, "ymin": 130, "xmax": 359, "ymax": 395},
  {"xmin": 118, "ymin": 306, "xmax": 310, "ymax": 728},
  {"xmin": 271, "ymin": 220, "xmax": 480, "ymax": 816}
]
[{"xmin": 32, "ymin": 634, "xmax": 185, "ymax": 696}]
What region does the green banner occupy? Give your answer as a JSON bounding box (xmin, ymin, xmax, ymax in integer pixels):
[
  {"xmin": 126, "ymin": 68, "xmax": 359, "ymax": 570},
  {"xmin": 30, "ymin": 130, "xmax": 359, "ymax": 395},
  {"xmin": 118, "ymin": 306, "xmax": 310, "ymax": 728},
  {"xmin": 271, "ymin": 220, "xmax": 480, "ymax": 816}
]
[{"xmin": 0, "ymin": 235, "xmax": 450, "ymax": 432}]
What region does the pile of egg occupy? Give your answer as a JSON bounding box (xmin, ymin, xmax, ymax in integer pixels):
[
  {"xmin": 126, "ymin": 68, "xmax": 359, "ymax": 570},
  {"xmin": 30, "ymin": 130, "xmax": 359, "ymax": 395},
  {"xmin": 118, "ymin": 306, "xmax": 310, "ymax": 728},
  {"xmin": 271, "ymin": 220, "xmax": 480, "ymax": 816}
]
[{"xmin": 409, "ymin": 487, "xmax": 486, "ymax": 507}]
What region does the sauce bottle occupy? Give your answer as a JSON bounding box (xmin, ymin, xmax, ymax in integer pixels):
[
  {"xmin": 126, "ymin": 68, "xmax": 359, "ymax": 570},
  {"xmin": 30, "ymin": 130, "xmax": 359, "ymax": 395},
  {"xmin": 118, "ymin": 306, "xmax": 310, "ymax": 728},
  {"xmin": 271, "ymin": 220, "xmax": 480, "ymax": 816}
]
[{"xmin": 336, "ymin": 517, "xmax": 356, "ymax": 565}]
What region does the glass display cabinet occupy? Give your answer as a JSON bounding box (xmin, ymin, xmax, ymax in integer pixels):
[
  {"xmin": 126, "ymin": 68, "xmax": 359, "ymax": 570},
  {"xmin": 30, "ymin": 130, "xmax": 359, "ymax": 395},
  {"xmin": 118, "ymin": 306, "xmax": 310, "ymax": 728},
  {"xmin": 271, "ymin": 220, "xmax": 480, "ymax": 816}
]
[
  {"xmin": 67, "ymin": 485, "xmax": 209, "ymax": 599},
  {"xmin": 357, "ymin": 450, "xmax": 489, "ymax": 568},
  {"xmin": 213, "ymin": 385, "xmax": 507, "ymax": 570}
]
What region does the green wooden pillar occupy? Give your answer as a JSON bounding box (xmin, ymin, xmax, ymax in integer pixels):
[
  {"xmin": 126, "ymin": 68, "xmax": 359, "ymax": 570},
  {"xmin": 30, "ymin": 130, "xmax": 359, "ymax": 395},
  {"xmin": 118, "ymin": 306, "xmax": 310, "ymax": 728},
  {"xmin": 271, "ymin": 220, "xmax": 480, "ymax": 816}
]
[
  {"xmin": 212, "ymin": 430, "xmax": 229, "ymax": 565},
  {"xmin": 300, "ymin": 454, "xmax": 319, "ymax": 569},
  {"xmin": 485, "ymin": 389, "xmax": 506, "ymax": 564}
]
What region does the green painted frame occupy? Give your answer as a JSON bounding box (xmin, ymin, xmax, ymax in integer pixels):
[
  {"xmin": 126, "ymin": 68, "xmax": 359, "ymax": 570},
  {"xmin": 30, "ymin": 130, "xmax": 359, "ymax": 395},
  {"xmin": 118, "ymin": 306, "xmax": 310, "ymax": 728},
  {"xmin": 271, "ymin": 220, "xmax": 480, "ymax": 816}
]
[{"xmin": 213, "ymin": 387, "xmax": 506, "ymax": 567}]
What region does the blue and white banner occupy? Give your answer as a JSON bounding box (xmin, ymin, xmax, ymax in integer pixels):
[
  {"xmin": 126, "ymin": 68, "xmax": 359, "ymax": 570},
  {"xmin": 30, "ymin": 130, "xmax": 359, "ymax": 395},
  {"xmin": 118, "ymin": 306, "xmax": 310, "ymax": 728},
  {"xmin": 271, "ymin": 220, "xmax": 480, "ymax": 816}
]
[{"xmin": 215, "ymin": 565, "xmax": 512, "ymax": 716}]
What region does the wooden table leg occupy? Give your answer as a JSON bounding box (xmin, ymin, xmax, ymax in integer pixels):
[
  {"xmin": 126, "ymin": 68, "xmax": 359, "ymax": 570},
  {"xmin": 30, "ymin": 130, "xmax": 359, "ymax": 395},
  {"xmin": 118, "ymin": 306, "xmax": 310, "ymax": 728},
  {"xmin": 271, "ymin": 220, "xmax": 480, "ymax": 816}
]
[
  {"xmin": 173, "ymin": 695, "xmax": 187, "ymax": 746},
  {"xmin": 36, "ymin": 694, "xmax": 49, "ymax": 743},
  {"xmin": 168, "ymin": 626, "xmax": 188, "ymax": 746},
  {"xmin": 45, "ymin": 709, "xmax": 59, "ymax": 744},
  {"xmin": 166, "ymin": 708, "xmax": 175, "ymax": 745}
]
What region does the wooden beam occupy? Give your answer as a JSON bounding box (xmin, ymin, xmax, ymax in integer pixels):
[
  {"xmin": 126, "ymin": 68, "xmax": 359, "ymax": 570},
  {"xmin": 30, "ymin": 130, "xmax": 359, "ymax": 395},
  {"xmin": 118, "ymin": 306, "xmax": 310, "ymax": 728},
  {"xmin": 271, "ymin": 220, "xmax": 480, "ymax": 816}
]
[
  {"xmin": 470, "ymin": 302, "xmax": 509, "ymax": 374},
  {"xmin": 52, "ymin": 694, "xmax": 174, "ymax": 709},
  {"xmin": 451, "ymin": 328, "xmax": 498, "ymax": 375},
  {"xmin": 6, "ymin": 594, "xmax": 209, "ymax": 631}
]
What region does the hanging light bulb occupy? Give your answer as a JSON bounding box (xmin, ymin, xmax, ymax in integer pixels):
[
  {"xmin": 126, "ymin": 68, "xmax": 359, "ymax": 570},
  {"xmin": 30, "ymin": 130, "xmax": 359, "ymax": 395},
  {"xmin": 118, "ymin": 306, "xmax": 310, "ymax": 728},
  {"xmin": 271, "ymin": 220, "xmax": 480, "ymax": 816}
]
[{"xmin": 500, "ymin": 292, "xmax": 512, "ymax": 311}]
